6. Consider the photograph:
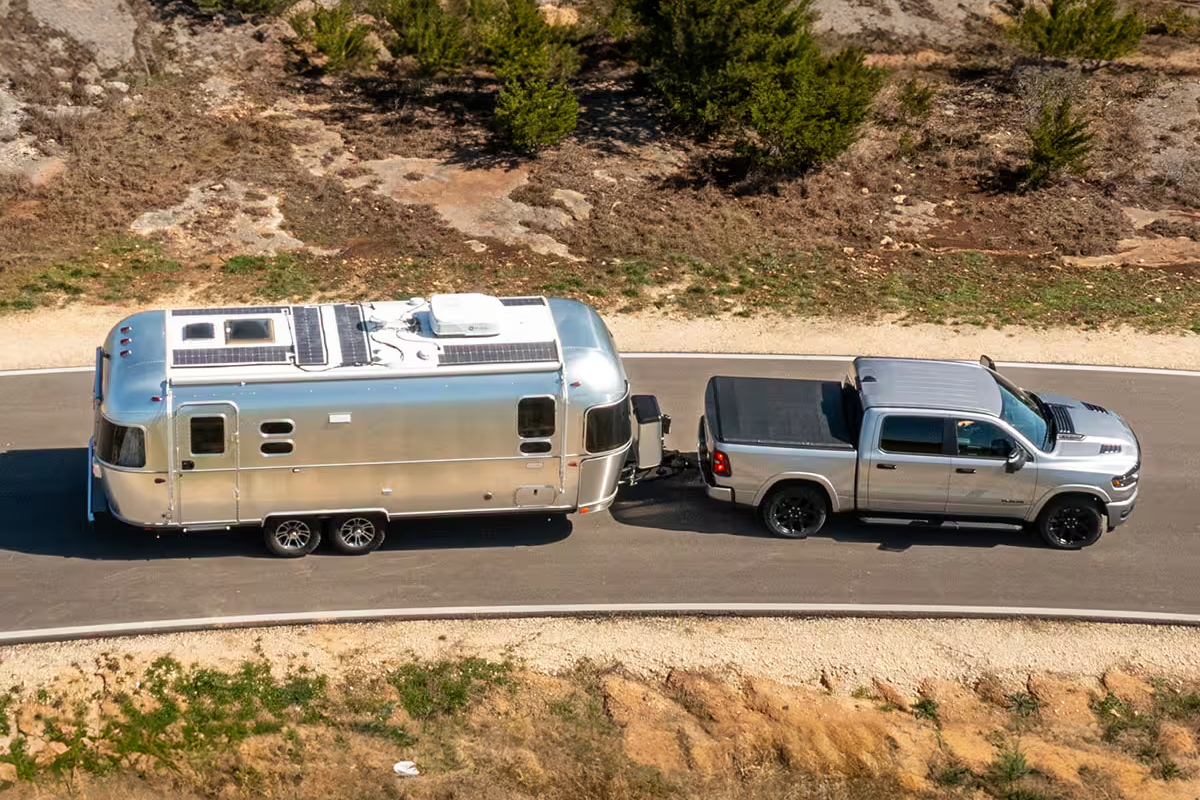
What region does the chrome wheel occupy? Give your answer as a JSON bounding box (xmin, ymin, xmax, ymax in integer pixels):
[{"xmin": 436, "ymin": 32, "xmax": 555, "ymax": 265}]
[
  {"xmin": 338, "ymin": 517, "xmax": 376, "ymax": 549},
  {"xmin": 274, "ymin": 519, "xmax": 313, "ymax": 551},
  {"xmin": 330, "ymin": 513, "xmax": 387, "ymax": 555}
]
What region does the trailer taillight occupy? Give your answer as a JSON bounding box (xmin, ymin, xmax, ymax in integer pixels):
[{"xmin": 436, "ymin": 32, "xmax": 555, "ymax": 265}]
[{"xmin": 712, "ymin": 449, "xmax": 731, "ymax": 477}]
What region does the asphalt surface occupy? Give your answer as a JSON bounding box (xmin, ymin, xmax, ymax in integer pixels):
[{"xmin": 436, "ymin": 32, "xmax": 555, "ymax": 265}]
[{"xmin": 0, "ymin": 358, "xmax": 1196, "ymax": 633}]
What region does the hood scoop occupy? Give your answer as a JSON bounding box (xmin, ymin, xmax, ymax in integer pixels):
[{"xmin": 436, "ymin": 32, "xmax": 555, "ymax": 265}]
[
  {"xmin": 1048, "ymin": 404, "xmax": 1085, "ymax": 441},
  {"xmin": 1082, "ymin": 401, "xmax": 1110, "ymax": 414}
]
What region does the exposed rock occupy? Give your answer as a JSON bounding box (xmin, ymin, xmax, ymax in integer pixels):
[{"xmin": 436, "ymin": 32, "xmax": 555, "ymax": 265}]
[
  {"xmin": 820, "ymin": 669, "xmax": 839, "ymax": 693},
  {"xmin": 872, "ymin": 678, "xmax": 910, "ymax": 711},
  {"xmin": 465, "ymin": 240, "xmax": 488, "ymax": 253},
  {"xmin": 0, "ymin": 762, "xmax": 15, "ymax": 783},
  {"xmin": 552, "ymin": 188, "xmax": 591, "ymax": 220},
  {"xmin": 0, "ymin": 87, "xmax": 23, "ymax": 140},
  {"xmin": 26, "ymin": 0, "xmax": 137, "ymax": 69},
  {"xmin": 130, "ymin": 179, "xmax": 307, "ymax": 259},
  {"xmin": 1101, "ymin": 671, "xmax": 1155, "ymax": 714},
  {"xmin": 539, "ymin": 4, "xmax": 579, "ymax": 25},
  {"xmin": 104, "ymin": 80, "xmax": 129, "ymax": 93}
]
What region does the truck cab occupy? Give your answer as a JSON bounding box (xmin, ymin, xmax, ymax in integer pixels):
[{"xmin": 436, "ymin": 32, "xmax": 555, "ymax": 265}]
[{"xmin": 699, "ymin": 356, "xmax": 1141, "ymax": 549}]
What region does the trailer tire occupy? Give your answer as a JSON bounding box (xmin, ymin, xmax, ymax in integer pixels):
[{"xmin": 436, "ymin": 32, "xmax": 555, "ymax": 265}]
[
  {"xmin": 263, "ymin": 517, "xmax": 321, "ymax": 558},
  {"xmin": 1036, "ymin": 496, "xmax": 1104, "ymax": 550},
  {"xmin": 760, "ymin": 484, "xmax": 828, "ymax": 539},
  {"xmin": 328, "ymin": 514, "xmax": 386, "ymax": 555}
]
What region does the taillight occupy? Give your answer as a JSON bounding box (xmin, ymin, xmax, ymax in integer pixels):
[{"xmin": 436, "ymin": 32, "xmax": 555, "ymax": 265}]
[{"xmin": 712, "ymin": 449, "xmax": 731, "ymax": 477}]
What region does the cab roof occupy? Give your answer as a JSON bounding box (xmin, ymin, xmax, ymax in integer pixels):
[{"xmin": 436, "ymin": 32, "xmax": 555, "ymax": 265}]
[{"xmin": 853, "ymin": 356, "xmax": 1003, "ymax": 416}]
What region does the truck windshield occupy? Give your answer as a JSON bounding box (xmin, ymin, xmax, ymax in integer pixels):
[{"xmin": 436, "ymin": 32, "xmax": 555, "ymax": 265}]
[{"xmin": 991, "ymin": 373, "xmax": 1051, "ymax": 450}]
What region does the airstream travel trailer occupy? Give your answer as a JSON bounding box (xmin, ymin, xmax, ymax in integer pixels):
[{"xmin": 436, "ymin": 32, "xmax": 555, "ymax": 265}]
[{"xmin": 87, "ymin": 294, "xmax": 676, "ymax": 557}]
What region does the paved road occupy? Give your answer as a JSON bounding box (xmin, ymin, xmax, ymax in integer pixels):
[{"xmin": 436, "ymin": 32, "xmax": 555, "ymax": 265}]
[{"xmin": 0, "ymin": 358, "xmax": 1196, "ymax": 634}]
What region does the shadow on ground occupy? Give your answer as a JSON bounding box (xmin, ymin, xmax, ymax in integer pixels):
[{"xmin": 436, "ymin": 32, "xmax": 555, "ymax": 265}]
[
  {"xmin": 610, "ymin": 470, "xmax": 1046, "ymax": 551},
  {"xmin": 0, "ymin": 448, "xmax": 572, "ymax": 560}
]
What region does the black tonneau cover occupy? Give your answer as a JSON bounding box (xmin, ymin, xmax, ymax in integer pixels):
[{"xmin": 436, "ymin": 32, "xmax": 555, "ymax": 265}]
[{"xmin": 705, "ymin": 376, "xmax": 856, "ymax": 450}]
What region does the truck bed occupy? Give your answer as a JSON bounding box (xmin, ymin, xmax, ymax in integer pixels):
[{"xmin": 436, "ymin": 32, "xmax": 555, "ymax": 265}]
[{"xmin": 705, "ymin": 376, "xmax": 856, "ymax": 450}]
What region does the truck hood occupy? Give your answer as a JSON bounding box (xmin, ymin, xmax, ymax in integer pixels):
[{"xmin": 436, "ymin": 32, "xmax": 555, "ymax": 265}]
[{"xmin": 1036, "ymin": 392, "xmax": 1139, "ymax": 455}]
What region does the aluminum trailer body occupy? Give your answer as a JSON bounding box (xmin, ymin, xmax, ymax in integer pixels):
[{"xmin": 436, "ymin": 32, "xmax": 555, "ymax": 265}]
[{"xmin": 89, "ymin": 294, "xmax": 670, "ymax": 556}]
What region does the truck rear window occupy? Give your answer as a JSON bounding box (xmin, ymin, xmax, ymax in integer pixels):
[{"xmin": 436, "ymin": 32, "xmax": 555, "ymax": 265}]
[
  {"xmin": 585, "ymin": 400, "xmax": 631, "ymax": 453},
  {"xmin": 879, "ymin": 416, "xmax": 944, "ymax": 455},
  {"xmin": 97, "ymin": 418, "xmax": 146, "ymax": 468}
]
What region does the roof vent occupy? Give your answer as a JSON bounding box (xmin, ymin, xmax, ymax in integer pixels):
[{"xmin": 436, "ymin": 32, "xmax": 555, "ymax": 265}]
[{"xmin": 429, "ymin": 293, "xmax": 503, "ymax": 337}]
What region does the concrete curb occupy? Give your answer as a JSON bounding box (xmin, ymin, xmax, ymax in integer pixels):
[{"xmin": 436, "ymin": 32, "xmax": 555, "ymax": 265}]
[{"xmin": 5, "ymin": 603, "xmax": 1200, "ymax": 646}]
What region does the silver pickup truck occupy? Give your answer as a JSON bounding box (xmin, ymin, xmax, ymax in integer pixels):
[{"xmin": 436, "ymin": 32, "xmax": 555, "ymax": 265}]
[{"xmin": 697, "ymin": 356, "xmax": 1141, "ymax": 549}]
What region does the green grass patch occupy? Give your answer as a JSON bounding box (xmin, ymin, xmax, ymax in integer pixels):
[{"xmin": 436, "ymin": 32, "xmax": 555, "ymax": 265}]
[
  {"xmin": 1007, "ymin": 692, "xmax": 1041, "ymax": 718},
  {"xmin": 388, "ymin": 657, "xmax": 512, "ymax": 720},
  {"xmin": 912, "ymin": 697, "xmax": 939, "ymax": 722},
  {"xmin": 222, "ymin": 253, "xmax": 318, "ymax": 301}
]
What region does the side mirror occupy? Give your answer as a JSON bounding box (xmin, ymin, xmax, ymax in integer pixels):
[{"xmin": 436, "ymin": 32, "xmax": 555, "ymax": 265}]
[
  {"xmin": 1005, "ymin": 448, "xmax": 1027, "ymax": 473},
  {"xmin": 980, "ymin": 354, "xmax": 997, "ymax": 371}
]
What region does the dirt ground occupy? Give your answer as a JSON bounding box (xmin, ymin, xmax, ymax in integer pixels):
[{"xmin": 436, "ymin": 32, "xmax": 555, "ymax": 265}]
[
  {"xmin": 1, "ymin": 0, "xmax": 1200, "ymax": 357},
  {"xmin": 6, "ymin": 617, "xmax": 1200, "ymax": 799}
]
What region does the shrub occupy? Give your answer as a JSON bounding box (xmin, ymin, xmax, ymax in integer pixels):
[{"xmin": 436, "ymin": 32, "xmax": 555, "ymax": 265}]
[
  {"xmin": 289, "ymin": 1, "xmax": 377, "ymax": 73},
  {"xmin": 630, "ymin": 0, "xmax": 884, "ymax": 171},
  {"xmin": 897, "ymin": 77, "xmax": 937, "ymax": 123},
  {"xmin": 383, "ymin": 0, "xmax": 469, "ymax": 75},
  {"xmin": 495, "ymin": 78, "xmax": 579, "ymax": 152},
  {"xmin": 1012, "ymin": 0, "xmax": 1145, "ymax": 59},
  {"xmin": 1025, "ymin": 97, "xmax": 1093, "ymax": 189},
  {"xmin": 477, "ymin": 0, "xmax": 581, "ymax": 81},
  {"xmin": 741, "ymin": 46, "xmax": 884, "ymax": 171}
]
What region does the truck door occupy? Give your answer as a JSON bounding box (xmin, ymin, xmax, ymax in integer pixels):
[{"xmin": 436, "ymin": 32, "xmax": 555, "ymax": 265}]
[
  {"xmin": 946, "ymin": 418, "xmax": 1038, "ymax": 518},
  {"xmin": 864, "ymin": 414, "xmax": 952, "ymax": 514},
  {"xmin": 174, "ymin": 403, "xmax": 239, "ymax": 525}
]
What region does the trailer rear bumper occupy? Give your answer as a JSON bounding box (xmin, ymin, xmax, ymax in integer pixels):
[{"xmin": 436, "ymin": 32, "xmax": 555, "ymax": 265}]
[{"xmin": 86, "ymin": 437, "xmax": 109, "ymax": 525}]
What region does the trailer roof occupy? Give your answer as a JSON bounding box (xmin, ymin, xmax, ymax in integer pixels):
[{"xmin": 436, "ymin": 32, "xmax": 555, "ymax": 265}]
[
  {"xmin": 154, "ymin": 294, "xmax": 565, "ymax": 384},
  {"xmin": 853, "ymin": 356, "xmax": 1002, "ymax": 416}
]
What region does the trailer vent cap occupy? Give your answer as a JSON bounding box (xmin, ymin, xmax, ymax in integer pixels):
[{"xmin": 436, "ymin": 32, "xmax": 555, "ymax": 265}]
[{"xmin": 428, "ymin": 293, "xmax": 503, "ymax": 338}]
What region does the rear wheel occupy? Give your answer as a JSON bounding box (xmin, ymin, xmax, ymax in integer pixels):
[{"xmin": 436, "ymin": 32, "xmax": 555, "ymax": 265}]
[
  {"xmin": 264, "ymin": 517, "xmax": 321, "ymax": 558},
  {"xmin": 760, "ymin": 484, "xmax": 828, "ymax": 539},
  {"xmin": 328, "ymin": 514, "xmax": 386, "ymax": 555},
  {"xmin": 1037, "ymin": 497, "xmax": 1104, "ymax": 550}
]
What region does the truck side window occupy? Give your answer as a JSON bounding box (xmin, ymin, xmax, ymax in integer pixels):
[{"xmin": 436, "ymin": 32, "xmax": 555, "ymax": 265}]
[
  {"xmin": 190, "ymin": 417, "xmax": 225, "ymax": 455},
  {"xmin": 518, "ymin": 397, "xmax": 555, "ymax": 438},
  {"xmin": 879, "ymin": 416, "xmax": 944, "ymax": 456},
  {"xmin": 955, "ymin": 420, "xmax": 1015, "ymax": 459}
]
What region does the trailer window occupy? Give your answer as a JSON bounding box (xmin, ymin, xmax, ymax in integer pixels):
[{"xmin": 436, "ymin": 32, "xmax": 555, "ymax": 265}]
[
  {"xmin": 518, "ymin": 397, "xmax": 555, "ymax": 439},
  {"xmin": 261, "ymin": 441, "xmax": 294, "ymax": 455},
  {"xmin": 585, "ymin": 400, "xmax": 631, "ymax": 453},
  {"xmin": 224, "ymin": 318, "xmax": 274, "ymax": 344},
  {"xmin": 97, "ymin": 418, "xmax": 145, "ymax": 468},
  {"xmin": 260, "ymin": 420, "xmax": 294, "ymax": 435},
  {"xmin": 879, "ymin": 416, "xmax": 945, "ymax": 456},
  {"xmin": 190, "ymin": 417, "xmax": 225, "ymax": 455}
]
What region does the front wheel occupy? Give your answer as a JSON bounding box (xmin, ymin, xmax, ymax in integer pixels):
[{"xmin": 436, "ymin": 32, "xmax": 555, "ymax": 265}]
[
  {"xmin": 1037, "ymin": 497, "xmax": 1104, "ymax": 550},
  {"xmin": 328, "ymin": 514, "xmax": 386, "ymax": 555},
  {"xmin": 760, "ymin": 485, "xmax": 829, "ymax": 539},
  {"xmin": 264, "ymin": 517, "xmax": 321, "ymax": 558}
]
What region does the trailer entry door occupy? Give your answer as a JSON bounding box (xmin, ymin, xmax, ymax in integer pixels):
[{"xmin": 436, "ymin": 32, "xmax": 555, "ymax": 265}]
[{"xmin": 175, "ymin": 403, "xmax": 239, "ymax": 525}]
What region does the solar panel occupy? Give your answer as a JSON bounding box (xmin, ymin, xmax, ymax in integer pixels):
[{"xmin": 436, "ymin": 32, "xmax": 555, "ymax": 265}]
[
  {"xmin": 172, "ymin": 306, "xmax": 286, "ymax": 317},
  {"xmin": 291, "ymin": 305, "xmax": 327, "ymax": 366},
  {"xmin": 440, "ymin": 341, "xmax": 558, "ymax": 366},
  {"xmin": 173, "ymin": 346, "xmax": 291, "ymax": 367},
  {"xmin": 334, "ymin": 304, "xmax": 372, "ymax": 366},
  {"xmin": 499, "ymin": 297, "xmax": 546, "ymax": 307}
]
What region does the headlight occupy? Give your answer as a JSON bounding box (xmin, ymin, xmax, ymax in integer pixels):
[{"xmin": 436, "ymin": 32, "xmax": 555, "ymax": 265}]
[{"xmin": 1112, "ymin": 469, "xmax": 1138, "ymax": 489}]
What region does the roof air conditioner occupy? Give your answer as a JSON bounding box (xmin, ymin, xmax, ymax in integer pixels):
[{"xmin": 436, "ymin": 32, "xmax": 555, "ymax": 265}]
[{"xmin": 428, "ymin": 293, "xmax": 503, "ymax": 337}]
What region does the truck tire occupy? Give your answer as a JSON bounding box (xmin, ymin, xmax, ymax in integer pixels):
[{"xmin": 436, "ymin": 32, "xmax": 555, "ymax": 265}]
[
  {"xmin": 760, "ymin": 484, "xmax": 828, "ymax": 539},
  {"xmin": 328, "ymin": 514, "xmax": 386, "ymax": 555},
  {"xmin": 1036, "ymin": 496, "xmax": 1104, "ymax": 550},
  {"xmin": 263, "ymin": 517, "xmax": 321, "ymax": 558}
]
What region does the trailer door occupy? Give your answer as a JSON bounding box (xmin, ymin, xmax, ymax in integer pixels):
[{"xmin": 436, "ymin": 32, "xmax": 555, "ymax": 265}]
[{"xmin": 175, "ymin": 403, "xmax": 239, "ymax": 525}]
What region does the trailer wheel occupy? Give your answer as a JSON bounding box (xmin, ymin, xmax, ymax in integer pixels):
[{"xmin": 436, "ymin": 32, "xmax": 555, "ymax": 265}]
[
  {"xmin": 760, "ymin": 484, "xmax": 828, "ymax": 539},
  {"xmin": 263, "ymin": 517, "xmax": 321, "ymax": 558},
  {"xmin": 328, "ymin": 514, "xmax": 386, "ymax": 555}
]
